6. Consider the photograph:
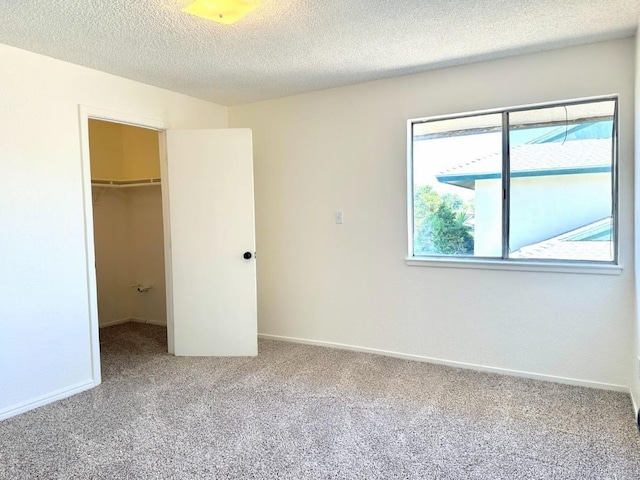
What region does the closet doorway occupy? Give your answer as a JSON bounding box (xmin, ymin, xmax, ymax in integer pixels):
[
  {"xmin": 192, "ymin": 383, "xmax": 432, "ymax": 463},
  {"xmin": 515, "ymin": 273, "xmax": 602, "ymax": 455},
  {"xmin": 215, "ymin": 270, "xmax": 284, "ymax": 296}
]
[
  {"xmin": 80, "ymin": 106, "xmax": 259, "ymax": 386},
  {"xmin": 88, "ymin": 119, "xmax": 168, "ymax": 350}
]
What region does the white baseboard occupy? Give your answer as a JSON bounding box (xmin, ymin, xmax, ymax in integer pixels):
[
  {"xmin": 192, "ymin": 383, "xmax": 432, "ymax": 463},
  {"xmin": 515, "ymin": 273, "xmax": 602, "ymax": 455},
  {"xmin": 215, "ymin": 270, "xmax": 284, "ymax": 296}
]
[
  {"xmin": 258, "ymin": 333, "xmax": 629, "ymax": 393},
  {"xmin": 99, "ymin": 317, "xmax": 131, "ymax": 328},
  {"xmin": 130, "ymin": 317, "xmax": 167, "ymax": 327},
  {"xmin": 0, "ymin": 380, "xmax": 96, "ymax": 421},
  {"xmin": 100, "ymin": 318, "xmax": 166, "ymax": 328}
]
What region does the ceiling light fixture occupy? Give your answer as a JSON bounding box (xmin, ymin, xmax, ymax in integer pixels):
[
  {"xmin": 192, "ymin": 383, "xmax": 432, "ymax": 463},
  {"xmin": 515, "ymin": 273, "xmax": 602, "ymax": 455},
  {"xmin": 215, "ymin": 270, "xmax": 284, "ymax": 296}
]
[{"xmin": 182, "ymin": 0, "xmax": 259, "ymax": 25}]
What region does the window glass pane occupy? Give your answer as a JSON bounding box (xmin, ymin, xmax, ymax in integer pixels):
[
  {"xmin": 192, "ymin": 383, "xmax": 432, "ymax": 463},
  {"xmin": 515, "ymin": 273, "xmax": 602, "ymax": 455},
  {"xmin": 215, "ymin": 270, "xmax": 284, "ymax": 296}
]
[
  {"xmin": 508, "ymin": 100, "xmax": 615, "ymax": 262},
  {"xmin": 412, "ymin": 113, "xmax": 502, "ymax": 257}
]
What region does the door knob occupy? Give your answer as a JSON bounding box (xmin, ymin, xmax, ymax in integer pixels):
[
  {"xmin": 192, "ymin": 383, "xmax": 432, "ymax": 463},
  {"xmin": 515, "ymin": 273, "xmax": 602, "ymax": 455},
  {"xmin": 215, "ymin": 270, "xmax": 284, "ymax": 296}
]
[{"xmin": 243, "ymin": 252, "xmax": 252, "ymax": 260}]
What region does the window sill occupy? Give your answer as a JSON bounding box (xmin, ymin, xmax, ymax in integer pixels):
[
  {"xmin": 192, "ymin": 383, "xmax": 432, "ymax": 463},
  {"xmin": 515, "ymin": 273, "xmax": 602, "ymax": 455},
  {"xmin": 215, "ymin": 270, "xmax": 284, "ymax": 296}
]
[{"xmin": 405, "ymin": 257, "xmax": 623, "ymax": 275}]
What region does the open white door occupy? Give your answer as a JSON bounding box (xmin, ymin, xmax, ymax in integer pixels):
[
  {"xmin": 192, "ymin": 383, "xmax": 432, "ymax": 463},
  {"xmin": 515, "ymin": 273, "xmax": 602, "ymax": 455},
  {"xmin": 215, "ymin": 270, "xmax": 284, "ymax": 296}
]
[{"xmin": 165, "ymin": 128, "xmax": 257, "ymax": 356}]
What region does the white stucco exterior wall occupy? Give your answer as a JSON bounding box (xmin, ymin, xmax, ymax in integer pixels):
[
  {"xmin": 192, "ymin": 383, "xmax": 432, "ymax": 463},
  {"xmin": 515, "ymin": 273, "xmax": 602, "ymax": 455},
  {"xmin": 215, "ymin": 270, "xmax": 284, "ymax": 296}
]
[{"xmin": 474, "ymin": 173, "xmax": 611, "ymax": 256}]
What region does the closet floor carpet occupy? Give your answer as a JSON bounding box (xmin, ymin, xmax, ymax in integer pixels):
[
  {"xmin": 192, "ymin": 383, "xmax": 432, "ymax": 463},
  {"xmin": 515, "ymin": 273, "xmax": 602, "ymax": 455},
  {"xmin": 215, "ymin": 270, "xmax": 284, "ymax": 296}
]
[{"xmin": 1, "ymin": 323, "xmax": 640, "ymax": 479}]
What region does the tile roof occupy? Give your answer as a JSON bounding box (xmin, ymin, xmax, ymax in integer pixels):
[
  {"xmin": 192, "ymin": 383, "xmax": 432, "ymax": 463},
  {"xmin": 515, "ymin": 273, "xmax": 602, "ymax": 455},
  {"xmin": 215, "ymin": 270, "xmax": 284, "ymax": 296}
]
[
  {"xmin": 511, "ymin": 241, "xmax": 613, "ymax": 262},
  {"xmin": 510, "ymin": 218, "xmax": 613, "ymax": 262},
  {"xmin": 436, "ymin": 138, "xmax": 612, "ymax": 182}
]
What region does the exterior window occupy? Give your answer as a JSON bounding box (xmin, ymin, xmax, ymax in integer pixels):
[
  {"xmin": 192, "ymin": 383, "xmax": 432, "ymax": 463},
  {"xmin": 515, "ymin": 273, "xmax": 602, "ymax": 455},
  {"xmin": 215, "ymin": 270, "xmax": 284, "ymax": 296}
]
[{"xmin": 408, "ymin": 97, "xmax": 617, "ymax": 264}]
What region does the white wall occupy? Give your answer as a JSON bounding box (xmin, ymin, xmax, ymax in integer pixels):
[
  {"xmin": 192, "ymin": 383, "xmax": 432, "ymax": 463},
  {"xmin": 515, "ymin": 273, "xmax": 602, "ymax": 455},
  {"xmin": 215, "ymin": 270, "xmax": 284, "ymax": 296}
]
[
  {"xmin": 0, "ymin": 43, "xmax": 227, "ymax": 419},
  {"xmin": 230, "ymin": 38, "xmax": 635, "ymax": 390},
  {"xmin": 129, "ymin": 187, "xmax": 167, "ymax": 324},
  {"xmin": 92, "ymin": 187, "xmax": 166, "ymax": 327},
  {"xmin": 475, "ymin": 173, "xmax": 611, "ymax": 255},
  {"xmin": 92, "ymin": 188, "xmax": 132, "ymax": 325},
  {"xmin": 474, "ymin": 178, "xmax": 502, "ymax": 257},
  {"xmin": 510, "ymin": 174, "xmax": 611, "ymax": 251}
]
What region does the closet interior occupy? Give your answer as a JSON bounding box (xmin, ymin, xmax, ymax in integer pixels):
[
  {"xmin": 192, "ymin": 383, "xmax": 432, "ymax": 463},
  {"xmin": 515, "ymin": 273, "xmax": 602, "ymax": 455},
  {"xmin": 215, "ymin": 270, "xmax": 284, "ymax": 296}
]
[{"xmin": 89, "ymin": 119, "xmax": 167, "ymax": 333}]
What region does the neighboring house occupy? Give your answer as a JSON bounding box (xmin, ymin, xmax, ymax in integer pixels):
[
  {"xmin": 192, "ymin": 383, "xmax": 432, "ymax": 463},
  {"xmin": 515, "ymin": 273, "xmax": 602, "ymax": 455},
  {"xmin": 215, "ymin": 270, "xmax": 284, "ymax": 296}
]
[
  {"xmin": 510, "ymin": 217, "xmax": 613, "ymax": 261},
  {"xmin": 435, "ymin": 123, "xmax": 613, "ymax": 259}
]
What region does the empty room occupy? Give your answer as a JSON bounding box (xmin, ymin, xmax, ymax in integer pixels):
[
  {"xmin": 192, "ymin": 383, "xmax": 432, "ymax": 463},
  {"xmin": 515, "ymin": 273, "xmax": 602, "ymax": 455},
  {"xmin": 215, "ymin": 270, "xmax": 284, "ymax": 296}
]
[{"xmin": 2, "ymin": 1, "xmax": 640, "ymax": 478}]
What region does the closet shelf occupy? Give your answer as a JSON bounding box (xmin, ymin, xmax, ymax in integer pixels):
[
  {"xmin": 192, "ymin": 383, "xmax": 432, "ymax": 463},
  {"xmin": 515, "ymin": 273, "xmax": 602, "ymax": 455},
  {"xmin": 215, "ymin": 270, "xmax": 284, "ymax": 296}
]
[{"xmin": 91, "ymin": 178, "xmax": 161, "ymax": 188}]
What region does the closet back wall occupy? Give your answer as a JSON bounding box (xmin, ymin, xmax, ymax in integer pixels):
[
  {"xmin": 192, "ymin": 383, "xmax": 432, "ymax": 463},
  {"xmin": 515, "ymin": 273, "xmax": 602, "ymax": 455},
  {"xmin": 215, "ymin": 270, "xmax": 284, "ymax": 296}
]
[{"xmin": 89, "ymin": 120, "xmax": 166, "ymax": 327}]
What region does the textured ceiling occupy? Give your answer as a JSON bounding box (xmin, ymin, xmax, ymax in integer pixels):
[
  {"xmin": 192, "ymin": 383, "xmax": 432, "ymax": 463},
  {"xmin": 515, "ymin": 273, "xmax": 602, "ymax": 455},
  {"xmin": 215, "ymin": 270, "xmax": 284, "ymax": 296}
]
[{"xmin": 0, "ymin": 1, "xmax": 639, "ymax": 106}]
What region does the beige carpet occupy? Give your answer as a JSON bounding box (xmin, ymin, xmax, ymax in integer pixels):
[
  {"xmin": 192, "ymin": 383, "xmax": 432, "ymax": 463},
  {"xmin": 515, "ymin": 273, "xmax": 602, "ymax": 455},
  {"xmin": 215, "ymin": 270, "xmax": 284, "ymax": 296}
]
[{"xmin": 1, "ymin": 323, "xmax": 639, "ymax": 479}]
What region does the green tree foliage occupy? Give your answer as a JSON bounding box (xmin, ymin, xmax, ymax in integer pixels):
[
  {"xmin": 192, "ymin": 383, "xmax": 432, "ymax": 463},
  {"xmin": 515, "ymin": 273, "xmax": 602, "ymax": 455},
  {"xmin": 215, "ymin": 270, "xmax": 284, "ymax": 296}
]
[{"xmin": 414, "ymin": 185, "xmax": 474, "ymax": 255}]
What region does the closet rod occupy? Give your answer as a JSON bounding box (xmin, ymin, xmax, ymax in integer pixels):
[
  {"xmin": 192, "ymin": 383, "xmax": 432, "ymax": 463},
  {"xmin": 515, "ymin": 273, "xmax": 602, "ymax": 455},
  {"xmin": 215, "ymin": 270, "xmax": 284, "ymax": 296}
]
[{"xmin": 91, "ymin": 178, "xmax": 161, "ymax": 188}]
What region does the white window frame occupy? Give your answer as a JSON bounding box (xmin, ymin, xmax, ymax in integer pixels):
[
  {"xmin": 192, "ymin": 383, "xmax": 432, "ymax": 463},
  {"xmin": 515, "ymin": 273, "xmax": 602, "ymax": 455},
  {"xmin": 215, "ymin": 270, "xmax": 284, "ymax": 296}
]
[{"xmin": 406, "ymin": 95, "xmax": 621, "ymax": 275}]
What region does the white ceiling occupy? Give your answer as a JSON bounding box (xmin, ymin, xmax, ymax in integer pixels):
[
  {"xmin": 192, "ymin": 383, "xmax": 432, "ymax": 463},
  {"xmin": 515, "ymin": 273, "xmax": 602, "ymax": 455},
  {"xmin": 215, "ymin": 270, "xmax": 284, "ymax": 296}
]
[{"xmin": 1, "ymin": 1, "xmax": 639, "ymax": 106}]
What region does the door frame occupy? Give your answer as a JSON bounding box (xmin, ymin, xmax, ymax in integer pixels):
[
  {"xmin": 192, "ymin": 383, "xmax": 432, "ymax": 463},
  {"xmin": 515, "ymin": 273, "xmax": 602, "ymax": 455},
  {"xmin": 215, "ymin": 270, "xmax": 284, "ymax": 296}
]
[{"xmin": 78, "ymin": 105, "xmax": 174, "ymax": 386}]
